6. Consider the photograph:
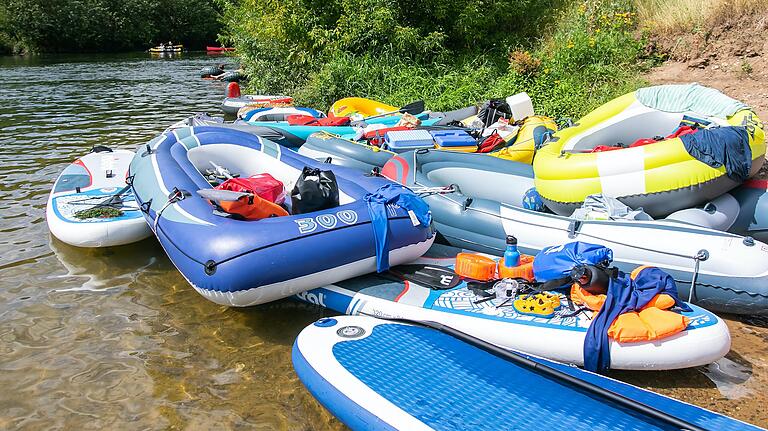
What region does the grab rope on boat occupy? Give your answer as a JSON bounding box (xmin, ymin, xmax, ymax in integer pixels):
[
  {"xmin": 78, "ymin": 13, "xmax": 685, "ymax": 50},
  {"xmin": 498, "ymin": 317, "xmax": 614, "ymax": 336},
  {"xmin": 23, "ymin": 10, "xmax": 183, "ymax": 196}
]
[
  {"xmin": 417, "ymin": 180, "xmax": 716, "ymax": 296},
  {"xmin": 153, "ymin": 187, "xmax": 189, "ymax": 232},
  {"xmin": 411, "ymin": 185, "xmax": 456, "ymax": 197},
  {"xmin": 688, "ymin": 249, "xmax": 709, "ymax": 303}
]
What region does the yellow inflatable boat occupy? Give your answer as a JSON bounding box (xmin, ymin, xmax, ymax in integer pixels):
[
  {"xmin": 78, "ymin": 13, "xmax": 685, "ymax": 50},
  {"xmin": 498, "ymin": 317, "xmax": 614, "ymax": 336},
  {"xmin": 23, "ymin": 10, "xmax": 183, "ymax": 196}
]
[
  {"xmin": 488, "ymin": 115, "xmax": 557, "ymax": 164},
  {"xmin": 534, "ymin": 84, "xmax": 765, "ymax": 216},
  {"xmin": 329, "ymin": 97, "xmax": 398, "ymax": 119}
]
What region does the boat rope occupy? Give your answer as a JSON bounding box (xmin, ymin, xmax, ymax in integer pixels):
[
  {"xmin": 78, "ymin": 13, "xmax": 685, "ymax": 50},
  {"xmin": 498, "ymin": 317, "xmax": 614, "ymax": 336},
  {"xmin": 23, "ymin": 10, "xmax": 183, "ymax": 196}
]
[
  {"xmin": 411, "ymin": 185, "xmax": 456, "ymax": 197},
  {"xmin": 152, "ymin": 188, "xmax": 189, "ymax": 233},
  {"xmin": 416, "ymin": 180, "xmax": 715, "ymax": 269},
  {"xmin": 687, "ymin": 250, "xmax": 709, "ymax": 303}
]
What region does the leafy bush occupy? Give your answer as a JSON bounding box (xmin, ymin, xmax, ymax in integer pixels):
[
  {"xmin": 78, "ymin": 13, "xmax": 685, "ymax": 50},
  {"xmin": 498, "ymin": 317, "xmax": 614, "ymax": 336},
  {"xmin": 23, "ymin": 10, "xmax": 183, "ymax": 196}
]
[
  {"xmin": 0, "ymin": 0, "xmax": 221, "ymax": 53},
  {"xmin": 225, "ymin": 0, "xmax": 649, "ymax": 119}
]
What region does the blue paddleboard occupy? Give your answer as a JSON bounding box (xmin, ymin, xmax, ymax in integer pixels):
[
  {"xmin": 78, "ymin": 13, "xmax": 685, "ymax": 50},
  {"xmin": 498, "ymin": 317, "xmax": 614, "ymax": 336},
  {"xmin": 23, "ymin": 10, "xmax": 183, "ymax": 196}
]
[{"xmin": 293, "ymin": 315, "xmax": 762, "ymax": 431}]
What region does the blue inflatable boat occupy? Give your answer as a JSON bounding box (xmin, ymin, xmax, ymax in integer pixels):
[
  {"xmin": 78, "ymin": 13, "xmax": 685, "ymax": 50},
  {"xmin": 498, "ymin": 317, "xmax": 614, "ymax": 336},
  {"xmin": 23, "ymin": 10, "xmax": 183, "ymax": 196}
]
[
  {"xmin": 129, "ymin": 126, "xmax": 435, "ymax": 306},
  {"xmin": 294, "ymin": 315, "xmax": 763, "ymax": 431}
]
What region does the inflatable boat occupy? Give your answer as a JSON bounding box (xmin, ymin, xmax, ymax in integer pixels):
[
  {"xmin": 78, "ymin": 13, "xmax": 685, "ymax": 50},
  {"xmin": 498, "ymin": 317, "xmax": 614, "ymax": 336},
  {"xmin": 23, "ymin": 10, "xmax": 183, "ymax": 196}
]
[
  {"xmin": 241, "ymin": 115, "xmax": 442, "ymax": 148},
  {"xmin": 382, "ymin": 150, "xmax": 768, "ymax": 315},
  {"xmin": 220, "ymin": 95, "xmax": 292, "ymax": 116},
  {"xmin": 329, "ymin": 97, "xmax": 399, "ymax": 119},
  {"xmin": 296, "ymin": 245, "xmax": 730, "ymax": 370},
  {"xmin": 220, "ymin": 82, "xmax": 293, "ymax": 116},
  {"xmin": 46, "ymin": 147, "xmax": 152, "ymax": 247},
  {"xmin": 534, "ymin": 84, "xmax": 765, "ymax": 217},
  {"xmin": 294, "ymin": 316, "xmax": 758, "ymax": 431},
  {"xmin": 298, "ymin": 132, "xmax": 768, "ymax": 245},
  {"xmin": 129, "ymin": 126, "xmax": 435, "ymax": 306}
]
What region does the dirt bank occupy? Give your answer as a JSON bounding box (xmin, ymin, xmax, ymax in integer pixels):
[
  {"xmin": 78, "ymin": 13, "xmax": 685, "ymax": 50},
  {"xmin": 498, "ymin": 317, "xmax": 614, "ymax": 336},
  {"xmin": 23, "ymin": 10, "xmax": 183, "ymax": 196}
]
[{"xmin": 639, "ymin": 8, "xmax": 768, "ymax": 427}]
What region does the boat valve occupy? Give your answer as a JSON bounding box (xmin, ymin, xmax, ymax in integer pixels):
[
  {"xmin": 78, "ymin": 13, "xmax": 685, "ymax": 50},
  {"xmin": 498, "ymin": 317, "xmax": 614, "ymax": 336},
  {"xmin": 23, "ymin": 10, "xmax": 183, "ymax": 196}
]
[
  {"xmin": 743, "ymin": 236, "xmax": 756, "ymax": 246},
  {"xmin": 204, "ymin": 260, "xmax": 217, "ymax": 275}
]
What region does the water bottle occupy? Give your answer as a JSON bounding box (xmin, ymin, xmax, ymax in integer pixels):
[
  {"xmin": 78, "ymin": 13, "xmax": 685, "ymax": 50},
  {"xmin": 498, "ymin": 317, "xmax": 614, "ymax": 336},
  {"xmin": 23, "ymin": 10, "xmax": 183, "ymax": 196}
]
[{"xmin": 504, "ymin": 235, "xmax": 520, "ymax": 268}]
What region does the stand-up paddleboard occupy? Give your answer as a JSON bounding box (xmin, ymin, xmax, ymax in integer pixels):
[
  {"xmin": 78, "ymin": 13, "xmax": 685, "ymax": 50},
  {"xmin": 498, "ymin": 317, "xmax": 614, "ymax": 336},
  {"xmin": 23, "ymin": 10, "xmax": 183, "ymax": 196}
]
[
  {"xmin": 293, "ymin": 315, "xmax": 763, "ymax": 431},
  {"xmin": 46, "ymin": 147, "xmax": 151, "ymax": 247},
  {"xmin": 295, "ymin": 245, "xmax": 730, "ymax": 370}
]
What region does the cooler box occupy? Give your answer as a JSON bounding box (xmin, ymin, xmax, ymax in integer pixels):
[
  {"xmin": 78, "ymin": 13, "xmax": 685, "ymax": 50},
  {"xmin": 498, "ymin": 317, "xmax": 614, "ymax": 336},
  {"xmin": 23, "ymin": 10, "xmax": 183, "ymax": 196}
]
[
  {"xmin": 430, "ymin": 130, "xmax": 477, "ymax": 152},
  {"xmin": 383, "ymin": 129, "xmax": 435, "ymax": 151}
]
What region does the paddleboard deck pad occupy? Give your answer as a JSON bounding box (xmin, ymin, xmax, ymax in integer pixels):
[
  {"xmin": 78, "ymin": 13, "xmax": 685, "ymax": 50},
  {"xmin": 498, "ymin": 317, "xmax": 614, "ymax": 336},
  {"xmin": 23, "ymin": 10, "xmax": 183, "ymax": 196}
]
[
  {"xmin": 46, "ymin": 148, "xmax": 151, "ymax": 247},
  {"xmin": 293, "ymin": 315, "xmax": 762, "ymax": 431},
  {"xmin": 296, "ymin": 245, "xmax": 730, "ymax": 370}
]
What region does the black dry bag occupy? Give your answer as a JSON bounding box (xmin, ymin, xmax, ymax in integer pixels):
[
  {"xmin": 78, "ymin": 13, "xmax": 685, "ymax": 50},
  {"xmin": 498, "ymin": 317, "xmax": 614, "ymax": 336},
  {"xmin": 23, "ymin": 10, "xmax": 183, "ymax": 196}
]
[
  {"xmin": 291, "ymin": 166, "xmax": 340, "ymax": 214},
  {"xmin": 478, "ymin": 99, "xmax": 513, "ymax": 126}
]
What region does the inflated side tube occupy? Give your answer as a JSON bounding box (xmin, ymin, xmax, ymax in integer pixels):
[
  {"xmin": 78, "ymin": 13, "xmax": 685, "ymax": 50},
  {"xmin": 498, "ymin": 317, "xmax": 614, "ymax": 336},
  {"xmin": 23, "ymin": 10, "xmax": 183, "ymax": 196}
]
[
  {"xmin": 534, "ymin": 84, "xmax": 765, "ymax": 217},
  {"xmin": 383, "ymin": 149, "xmax": 768, "ymax": 315},
  {"xmin": 200, "ymin": 65, "xmax": 224, "ymax": 78},
  {"xmin": 219, "ymin": 71, "xmax": 244, "ymax": 82},
  {"xmin": 129, "ymin": 126, "xmax": 434, "ymax": 306},
  {"xmin": 329, "ymin": 97, "xmax": 398, "ymax": 118},
  {"xmin": 298, "ymin": 132, "xmax": 396, "ymax": 173}
]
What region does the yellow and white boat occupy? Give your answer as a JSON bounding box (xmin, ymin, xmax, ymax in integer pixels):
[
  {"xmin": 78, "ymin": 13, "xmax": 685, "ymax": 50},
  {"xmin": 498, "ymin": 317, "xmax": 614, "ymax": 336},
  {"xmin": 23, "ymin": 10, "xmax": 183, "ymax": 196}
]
[
  {"xmin": 329, "ymin": 97, "xmax": 398, "ymax": 119},
  {"xmin": 533, "ymin": 84, "xmax": 765, "ymax": 217}
]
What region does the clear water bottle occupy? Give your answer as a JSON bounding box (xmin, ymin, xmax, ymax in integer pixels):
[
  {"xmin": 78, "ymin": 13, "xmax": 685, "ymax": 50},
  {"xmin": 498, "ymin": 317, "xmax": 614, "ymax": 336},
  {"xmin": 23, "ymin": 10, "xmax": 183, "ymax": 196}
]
[{"xmin": 504, "ymin": 235, "xmax": 520, "ymax": 268}]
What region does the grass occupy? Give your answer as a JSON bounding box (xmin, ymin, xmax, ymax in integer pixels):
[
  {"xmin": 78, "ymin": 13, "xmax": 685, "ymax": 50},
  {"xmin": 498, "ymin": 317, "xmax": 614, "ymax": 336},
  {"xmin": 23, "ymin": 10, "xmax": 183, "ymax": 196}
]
[
  {"xmin": 635, "ymin": 0, "xmax": 768, "ymax": 33},
  {"xmin": 236, "ymin": 0, "xmax": 650, "ymax": 120}
]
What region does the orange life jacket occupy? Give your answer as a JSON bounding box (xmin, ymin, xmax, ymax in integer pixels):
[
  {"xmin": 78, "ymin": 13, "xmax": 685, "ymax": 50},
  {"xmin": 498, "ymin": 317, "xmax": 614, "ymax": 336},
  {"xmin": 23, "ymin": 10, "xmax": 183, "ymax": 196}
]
[{"xmin": 570, "ymin": 266, "xmax": 690, "ymax": 343}]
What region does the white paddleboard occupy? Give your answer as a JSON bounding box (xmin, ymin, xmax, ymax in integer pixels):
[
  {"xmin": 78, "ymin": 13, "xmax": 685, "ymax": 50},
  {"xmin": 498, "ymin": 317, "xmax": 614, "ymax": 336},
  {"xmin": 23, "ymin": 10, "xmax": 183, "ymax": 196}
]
[{"xmin": 46, "ymin": 148, "xmax": 151, "ymax": 247}]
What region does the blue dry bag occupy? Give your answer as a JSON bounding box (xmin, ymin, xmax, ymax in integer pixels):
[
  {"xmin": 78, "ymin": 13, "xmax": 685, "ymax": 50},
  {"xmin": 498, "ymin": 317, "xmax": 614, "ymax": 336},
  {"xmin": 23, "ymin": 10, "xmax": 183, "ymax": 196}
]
[{"xmin": 532, "ymin": 242, "xmax": 613, "ymax": 287}]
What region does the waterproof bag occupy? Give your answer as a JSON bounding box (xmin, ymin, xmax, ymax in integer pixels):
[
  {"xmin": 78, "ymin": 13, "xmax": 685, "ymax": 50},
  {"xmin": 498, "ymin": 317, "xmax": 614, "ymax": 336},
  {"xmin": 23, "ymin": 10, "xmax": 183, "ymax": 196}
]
[
  {"xmin": 291, "ymin": 167, "xmax": 340, "ymax": 214},
  {"xmin": 532, "ymin": 242, "xmax": 613, "ymax": 289},
  {"xmin": 214, "ymin": 175, "xmax": 289, "ymax": 220},
  {"xmin": 478, "ymin": 99, "xmax": 513, "ymax": 126}
]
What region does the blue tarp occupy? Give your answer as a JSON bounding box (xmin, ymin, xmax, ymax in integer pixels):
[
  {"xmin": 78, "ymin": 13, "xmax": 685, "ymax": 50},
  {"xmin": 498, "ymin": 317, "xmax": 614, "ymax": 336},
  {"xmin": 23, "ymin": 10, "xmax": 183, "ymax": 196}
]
[
  {"xmin": 364, "ymin": 184, "xmax": 432, "ymax": 272},
  {"xmin": 681, "ymin": 126, "xmax": 752, "ymax": 183}
]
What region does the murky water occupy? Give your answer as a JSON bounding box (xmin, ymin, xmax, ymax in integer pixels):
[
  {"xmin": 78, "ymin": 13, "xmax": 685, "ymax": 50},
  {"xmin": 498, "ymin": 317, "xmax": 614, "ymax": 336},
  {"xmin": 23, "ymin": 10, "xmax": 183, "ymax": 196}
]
[{"xmin": 0, "ymin": 53, "xmax": 766, "ymax": 430}]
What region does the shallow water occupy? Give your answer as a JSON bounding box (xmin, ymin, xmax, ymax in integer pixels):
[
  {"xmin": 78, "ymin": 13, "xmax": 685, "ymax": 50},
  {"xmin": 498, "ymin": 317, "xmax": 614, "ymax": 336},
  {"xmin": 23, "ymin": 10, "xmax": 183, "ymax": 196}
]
[{"xmin": 0, "ymin": 53, "xmax": 766, "ymax": 430}]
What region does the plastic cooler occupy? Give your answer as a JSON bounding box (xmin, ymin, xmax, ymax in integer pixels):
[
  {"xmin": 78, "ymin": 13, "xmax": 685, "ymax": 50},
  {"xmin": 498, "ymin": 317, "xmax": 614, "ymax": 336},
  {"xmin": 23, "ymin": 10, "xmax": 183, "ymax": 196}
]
[
  {"xmin": 431, "ymin": 130, "xmax": 477, "ymax": 152},
  {"xmin": 383, "ymin": 129, "xmax": 435, "ymax": 151}
]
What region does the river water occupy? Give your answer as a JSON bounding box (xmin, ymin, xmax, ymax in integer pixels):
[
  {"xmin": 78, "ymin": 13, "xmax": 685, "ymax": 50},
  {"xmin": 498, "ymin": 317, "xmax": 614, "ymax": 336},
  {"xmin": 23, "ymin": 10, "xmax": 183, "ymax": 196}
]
[{"xmin": 0, "ymin": 53, "xmax": 766, "ymax": 430}]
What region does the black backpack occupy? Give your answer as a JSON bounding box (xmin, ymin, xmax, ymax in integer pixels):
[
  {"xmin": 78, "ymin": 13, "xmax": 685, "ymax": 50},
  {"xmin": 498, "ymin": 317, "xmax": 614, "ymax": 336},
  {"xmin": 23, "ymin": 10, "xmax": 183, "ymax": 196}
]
[{"xmin": 291, "ymin": 166, "xmax": 340, "ymax": 214}]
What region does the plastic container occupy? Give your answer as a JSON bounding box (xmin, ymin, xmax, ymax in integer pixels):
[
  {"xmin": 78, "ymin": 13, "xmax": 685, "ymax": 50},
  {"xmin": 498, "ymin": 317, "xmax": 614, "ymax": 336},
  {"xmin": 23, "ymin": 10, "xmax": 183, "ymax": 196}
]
[
  {"xmin": 383, "ymin": 129, "xmax": 435, "ymax": 151},
  {"xmin": 455, "ymin": 253, "xmax": 497, "ymax": 281},
  {"xmin": 430, "ymin": 130, "xmax": 476, "ymax": 150},
  {"xmin": 505, "ymin": 92, "xmax": 535, "ymax": 121}
]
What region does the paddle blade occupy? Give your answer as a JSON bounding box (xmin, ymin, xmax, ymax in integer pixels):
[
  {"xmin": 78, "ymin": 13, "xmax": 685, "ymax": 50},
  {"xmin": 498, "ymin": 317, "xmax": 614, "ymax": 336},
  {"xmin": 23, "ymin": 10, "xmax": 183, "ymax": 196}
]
[
  {"xmin": 388, "ymin": 264, "xmax": 462, "ymax": 290},
  {"xmin": 196, "ymin": 189, "xmax": 251, "ymax": 202},
  {"xmin": 400, "ymin": 100, "xmax": 425, "ymax": 115}
]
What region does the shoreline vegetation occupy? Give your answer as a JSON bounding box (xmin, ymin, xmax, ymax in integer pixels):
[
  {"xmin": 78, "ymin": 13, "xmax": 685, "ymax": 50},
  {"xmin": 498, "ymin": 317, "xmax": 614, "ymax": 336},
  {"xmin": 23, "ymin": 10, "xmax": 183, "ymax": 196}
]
[
  {"xmin": 3, "ymin": 0, "xmax": 763, "ymax": 120},
  {"xmin": 0, "ymin": 0, "xmax": 221, "ymax": 54},
  {"xmin": 221, "ymin": 0, "xmax": 651, "ymax": 119}
]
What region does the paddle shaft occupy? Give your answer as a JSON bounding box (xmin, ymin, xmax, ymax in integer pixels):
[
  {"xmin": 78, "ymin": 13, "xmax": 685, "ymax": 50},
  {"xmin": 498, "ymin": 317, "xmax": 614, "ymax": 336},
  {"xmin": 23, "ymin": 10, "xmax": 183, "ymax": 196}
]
[
  {"xmin": 96, "ymin": 184, "xmax": 131, "ymax": 207},
  {"xmin": 382, "ymin": 317, "xmax": 709, "ymax": 431}
]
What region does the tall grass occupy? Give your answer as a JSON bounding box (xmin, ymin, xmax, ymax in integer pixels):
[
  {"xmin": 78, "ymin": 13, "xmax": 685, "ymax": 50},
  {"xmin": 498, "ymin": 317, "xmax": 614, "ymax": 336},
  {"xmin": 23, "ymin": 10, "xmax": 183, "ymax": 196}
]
[{"xmin": 636, "ymin": 0, "xmax": 767, "ymax": 33}]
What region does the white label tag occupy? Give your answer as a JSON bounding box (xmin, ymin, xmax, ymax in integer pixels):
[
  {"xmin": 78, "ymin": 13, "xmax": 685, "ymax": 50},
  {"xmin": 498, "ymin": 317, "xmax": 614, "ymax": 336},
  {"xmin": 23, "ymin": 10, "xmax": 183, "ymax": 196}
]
[{"xmin": 408, "ymin": 210, "xmax": 419, "ymax": 226}]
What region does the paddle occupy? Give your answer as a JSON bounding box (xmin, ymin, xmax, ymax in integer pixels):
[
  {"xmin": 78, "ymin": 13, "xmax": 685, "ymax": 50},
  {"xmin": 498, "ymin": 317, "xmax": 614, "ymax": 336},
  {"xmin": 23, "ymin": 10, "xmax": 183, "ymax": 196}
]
[
  {"xmin": 385, "ymin": 264, "xmax": 462, "ymax": 290},
  {"xmin": 357, "ymin": 100, "xmax": 426, "ymax": 123},
  {"xmin": 196, "ymin": 189, "xmax": 251, "ymax": 202},
  {"xmin": 372, "ymin": 316, "xmax": 709, "ymax": 431}
]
